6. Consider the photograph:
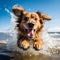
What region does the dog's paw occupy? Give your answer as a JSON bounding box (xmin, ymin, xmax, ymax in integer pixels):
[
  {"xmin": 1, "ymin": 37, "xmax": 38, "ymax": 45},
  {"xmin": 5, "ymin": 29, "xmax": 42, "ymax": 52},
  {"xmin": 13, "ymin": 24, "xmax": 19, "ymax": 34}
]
[
  {"xmin": 21, "ymin": 40, "xmax": 29, "ymax": 50},
  {"xmin": 33, "ymin": 39, "xmax": 43, "ymax": 50}
]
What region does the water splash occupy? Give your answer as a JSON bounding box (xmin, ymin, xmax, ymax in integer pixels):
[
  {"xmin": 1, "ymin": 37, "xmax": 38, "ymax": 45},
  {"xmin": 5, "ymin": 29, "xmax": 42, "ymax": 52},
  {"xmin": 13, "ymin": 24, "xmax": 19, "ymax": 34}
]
[
  {"xmin": 5, "ymin": 8, "xmax": 16, "ymax": 29},
  {"xmin": 5, "ymin": 8, "xmax": 17, "ymax": 51}
]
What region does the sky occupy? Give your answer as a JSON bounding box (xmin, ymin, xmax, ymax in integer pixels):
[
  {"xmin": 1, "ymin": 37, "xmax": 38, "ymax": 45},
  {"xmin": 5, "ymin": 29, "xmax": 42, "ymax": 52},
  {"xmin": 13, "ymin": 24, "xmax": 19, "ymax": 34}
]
[{"xmin": 0, "ymin": 0, "xmax": 60, "ymax": 32}]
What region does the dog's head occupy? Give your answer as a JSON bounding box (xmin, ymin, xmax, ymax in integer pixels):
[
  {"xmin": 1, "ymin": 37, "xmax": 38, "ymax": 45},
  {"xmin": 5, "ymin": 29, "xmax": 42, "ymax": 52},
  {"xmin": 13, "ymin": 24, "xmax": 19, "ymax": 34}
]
[{"xmin": 12, "ymin": 6, "xmax": 51, "ymax": 39}]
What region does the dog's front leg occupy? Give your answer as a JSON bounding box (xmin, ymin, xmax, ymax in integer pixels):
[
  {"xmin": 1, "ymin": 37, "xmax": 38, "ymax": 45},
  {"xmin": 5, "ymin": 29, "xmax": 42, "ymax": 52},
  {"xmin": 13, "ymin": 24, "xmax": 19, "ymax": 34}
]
[
  {"xmin": 33, "ymin": 38, "xmax": 44, "ymax": 50},
  {"xmin": 21, "ymin": 39, "xmax": 30, "ymax": 50},
  {"xmin": 17, "ymin": 39, "xmax": 29, "ymax": 50}
]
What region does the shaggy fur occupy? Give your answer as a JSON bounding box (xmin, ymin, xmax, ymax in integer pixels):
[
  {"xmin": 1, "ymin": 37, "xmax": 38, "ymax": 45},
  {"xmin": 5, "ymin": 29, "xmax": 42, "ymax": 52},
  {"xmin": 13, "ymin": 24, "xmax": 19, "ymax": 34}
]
[{"xmin": 12, "ymin": 6, "xmax": 51, "ymax": 50}]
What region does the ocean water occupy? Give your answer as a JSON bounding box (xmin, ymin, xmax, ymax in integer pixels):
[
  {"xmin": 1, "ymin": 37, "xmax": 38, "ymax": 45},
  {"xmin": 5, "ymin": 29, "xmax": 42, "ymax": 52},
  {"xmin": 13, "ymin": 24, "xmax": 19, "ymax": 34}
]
[
  {"xmin": 48, "ymin": 32, "xmax": 60, "ymax": 34},
  {"xmin": 48, "ymin": 32, "xmax": 60, "ymax": 39}
]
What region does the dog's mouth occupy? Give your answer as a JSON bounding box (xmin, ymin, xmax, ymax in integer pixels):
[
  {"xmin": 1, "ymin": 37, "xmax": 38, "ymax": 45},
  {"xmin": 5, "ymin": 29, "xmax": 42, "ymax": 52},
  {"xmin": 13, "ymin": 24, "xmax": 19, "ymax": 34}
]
[{"xmin": 25, "ymin": 29, "xmax": 35, "ymax": 38}]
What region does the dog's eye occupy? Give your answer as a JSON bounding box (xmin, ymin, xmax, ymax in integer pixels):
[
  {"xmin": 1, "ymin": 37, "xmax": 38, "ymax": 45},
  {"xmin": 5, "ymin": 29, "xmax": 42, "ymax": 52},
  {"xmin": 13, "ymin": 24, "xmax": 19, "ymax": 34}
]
[
  {"xmin": 35, "ymin": 18, "xmax": 37, "ymax": 21},
  {"xmin": 40, "ymin": 20, "xmax": 43, "ymax": 24},
  {"xmin": 40, "ymin": 18, "xmax": 43, "ymax": 24},
  {"xmin": 24, "ymin": 17, "xmax": 28, "ymax": 21}
]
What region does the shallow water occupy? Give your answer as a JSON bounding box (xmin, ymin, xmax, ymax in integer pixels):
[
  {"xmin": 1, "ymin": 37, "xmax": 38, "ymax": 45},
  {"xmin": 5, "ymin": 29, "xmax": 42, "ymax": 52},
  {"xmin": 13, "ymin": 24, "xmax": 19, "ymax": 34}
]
[
  {"xmin": 13, "ymin": 47, "xmax": 60, "ymax": 60},
  {"xmin": 14, "ymin": 53, "xmax": 60, "ymax": 60},
  {"xmin": 0, "ymin": 43, "xmax": 60, "ymax": 60}
]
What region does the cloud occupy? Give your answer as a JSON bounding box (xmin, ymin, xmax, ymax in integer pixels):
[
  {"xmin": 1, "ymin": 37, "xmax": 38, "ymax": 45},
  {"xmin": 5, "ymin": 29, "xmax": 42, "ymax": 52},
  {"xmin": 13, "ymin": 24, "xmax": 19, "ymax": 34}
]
[{"xmin": 48, "ymin": 26, "xmax": 60, "ymax": 32}]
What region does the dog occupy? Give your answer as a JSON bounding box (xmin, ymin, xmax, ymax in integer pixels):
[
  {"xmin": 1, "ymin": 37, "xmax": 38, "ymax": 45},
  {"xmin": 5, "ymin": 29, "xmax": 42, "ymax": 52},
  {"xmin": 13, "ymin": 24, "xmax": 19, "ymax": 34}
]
[{"xmin": 12, "ymin": 6, "xmax": 51, "ymax": 50}]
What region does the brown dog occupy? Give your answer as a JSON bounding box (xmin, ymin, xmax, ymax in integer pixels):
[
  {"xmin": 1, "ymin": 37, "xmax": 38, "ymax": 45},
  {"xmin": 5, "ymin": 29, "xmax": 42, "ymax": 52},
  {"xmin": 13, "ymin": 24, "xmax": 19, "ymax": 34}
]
[{"xmin": 12, "ymin": 6, "xmax": 51, "ymax": 50}]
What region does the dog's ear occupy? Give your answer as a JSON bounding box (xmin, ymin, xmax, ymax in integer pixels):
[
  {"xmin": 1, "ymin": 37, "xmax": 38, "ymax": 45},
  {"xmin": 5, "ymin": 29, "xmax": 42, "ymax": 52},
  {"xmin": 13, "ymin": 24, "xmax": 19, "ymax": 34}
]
[
  {"xmin": 36, "ymin": 12, "xmax": 51, "ymax": 20},
  {"xmin": 42, "ymin": 14, "xmax": 51, "ymax": 20},
  {"xmin": 12, "ymin": 6, "xmax": 25, "ymax": 17}
]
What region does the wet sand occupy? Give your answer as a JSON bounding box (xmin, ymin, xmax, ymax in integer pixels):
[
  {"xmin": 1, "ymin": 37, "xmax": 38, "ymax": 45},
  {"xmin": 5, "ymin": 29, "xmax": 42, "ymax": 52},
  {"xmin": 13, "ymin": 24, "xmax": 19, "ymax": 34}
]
[
  {"xmin": 13, "ymin": 47, "xmax": 60, "ymax": 60},
  {"xmin": 14, "ymin": 53, "xmax": 60, "ymax": 60}
]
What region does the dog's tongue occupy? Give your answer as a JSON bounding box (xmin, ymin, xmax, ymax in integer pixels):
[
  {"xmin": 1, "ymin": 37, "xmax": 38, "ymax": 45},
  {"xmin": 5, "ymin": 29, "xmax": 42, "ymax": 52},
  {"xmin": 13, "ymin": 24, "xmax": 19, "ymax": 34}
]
[{"xmin": 27, "ymin": 29, "xmax": 34, "ymax": 38}]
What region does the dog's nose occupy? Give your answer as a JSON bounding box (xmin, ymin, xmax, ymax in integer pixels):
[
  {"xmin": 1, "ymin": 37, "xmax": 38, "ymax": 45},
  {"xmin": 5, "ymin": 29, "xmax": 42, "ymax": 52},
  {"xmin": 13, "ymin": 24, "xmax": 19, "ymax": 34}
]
[{"xmin": 28, "ymin": 23, "xmax": 34, "ymax": 28}]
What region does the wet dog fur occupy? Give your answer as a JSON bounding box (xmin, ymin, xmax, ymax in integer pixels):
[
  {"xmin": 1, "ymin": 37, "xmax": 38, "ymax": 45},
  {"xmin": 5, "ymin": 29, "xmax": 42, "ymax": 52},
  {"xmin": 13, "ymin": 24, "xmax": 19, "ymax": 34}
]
[{"xmin": 12, "ymin": 6, "xmax": 51, "ymax": 50}]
